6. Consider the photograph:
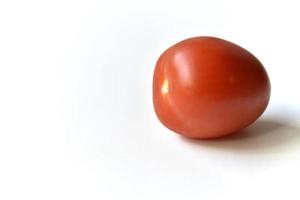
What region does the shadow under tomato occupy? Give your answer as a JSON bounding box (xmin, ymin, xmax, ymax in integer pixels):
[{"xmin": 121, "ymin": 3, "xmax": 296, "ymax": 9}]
[{"xmin": 180, "ymin": 117, "xmax": 300, "ymax": 154}]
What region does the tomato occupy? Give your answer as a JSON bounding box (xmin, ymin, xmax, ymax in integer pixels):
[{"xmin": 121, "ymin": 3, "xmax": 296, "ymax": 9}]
[{"xmin": 153, "ymin": 36, "xmax": 270, "ymax": 139}]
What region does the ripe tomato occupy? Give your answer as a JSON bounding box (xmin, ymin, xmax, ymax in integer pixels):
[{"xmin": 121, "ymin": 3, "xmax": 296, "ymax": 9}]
[{"xmin": 153, "ymin": 36, "xmax": 270, "ymax": 139}]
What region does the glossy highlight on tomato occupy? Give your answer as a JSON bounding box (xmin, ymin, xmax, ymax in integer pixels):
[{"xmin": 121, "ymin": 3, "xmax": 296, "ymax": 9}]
[{"xmin": 153, "ymin": 36, "xmax": 270, "ymax": 139}]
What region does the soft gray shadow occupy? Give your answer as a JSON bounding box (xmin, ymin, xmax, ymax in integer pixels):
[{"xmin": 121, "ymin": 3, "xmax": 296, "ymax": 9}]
[{"xmin": 180, "ymin": 118, "xmax": 300, "ymax": 154}]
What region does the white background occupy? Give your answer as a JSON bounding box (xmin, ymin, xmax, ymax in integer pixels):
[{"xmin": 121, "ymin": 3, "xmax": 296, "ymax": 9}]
[{"xmin": 0, "ymin": 0, "xmax": 300, "ymax": 199}]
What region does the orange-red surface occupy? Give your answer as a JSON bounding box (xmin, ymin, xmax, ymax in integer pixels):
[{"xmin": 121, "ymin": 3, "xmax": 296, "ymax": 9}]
[{"xmin": 153, "ymin": 37, "xmax": 270, "ymax": 139}]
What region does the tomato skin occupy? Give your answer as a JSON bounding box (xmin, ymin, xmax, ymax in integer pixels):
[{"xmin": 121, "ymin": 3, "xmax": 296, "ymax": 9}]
[{"xmin": 153, "ymin": 36, "xmax": 270, "ymax": 139}]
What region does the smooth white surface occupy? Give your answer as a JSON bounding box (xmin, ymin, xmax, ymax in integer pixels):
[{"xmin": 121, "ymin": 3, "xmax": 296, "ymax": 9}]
[{"xmin": 0, "ymin": 0, "xmax": 300, "ymax": 199}]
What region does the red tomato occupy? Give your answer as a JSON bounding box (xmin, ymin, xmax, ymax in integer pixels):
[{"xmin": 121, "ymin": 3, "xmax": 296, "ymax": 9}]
[{"xmin": 153, "ymin": 36, "xmax": 270, "ymax": 139}]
